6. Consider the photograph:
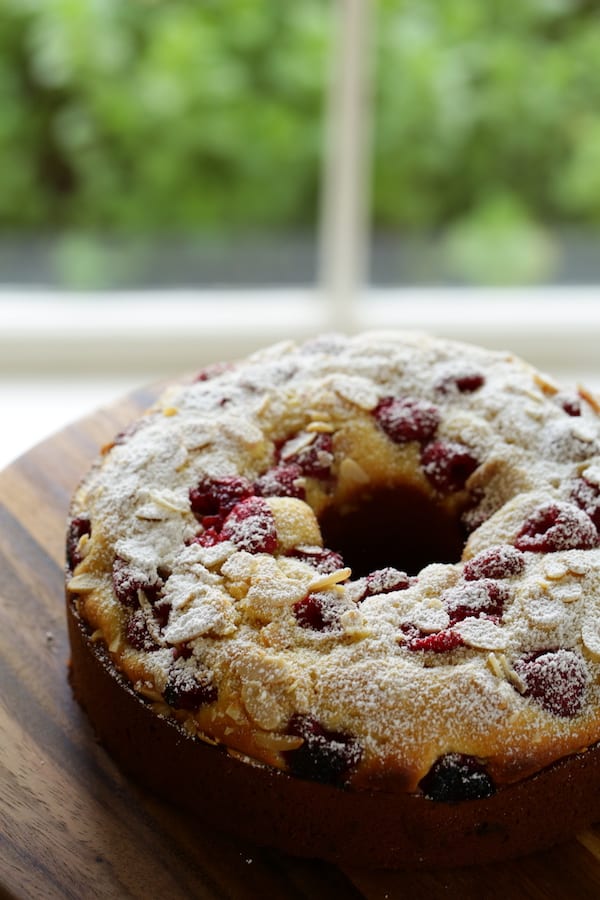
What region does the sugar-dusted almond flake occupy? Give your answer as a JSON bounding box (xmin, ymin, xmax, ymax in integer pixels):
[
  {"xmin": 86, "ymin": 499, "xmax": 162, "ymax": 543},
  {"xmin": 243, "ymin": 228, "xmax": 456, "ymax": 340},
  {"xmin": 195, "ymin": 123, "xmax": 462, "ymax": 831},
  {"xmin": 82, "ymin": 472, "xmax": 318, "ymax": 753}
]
[
  {"xmin": 308, "ymin": 567, "xmax": 352, "ymax": 593},
  {"xmin": 582, "ymin": 618, "xmax": 600, "ymax": 660},
  {"xmin": 578, "ymin": 384, "xmax": 600, "ymax": 415},
  {"xmin": 553, "ymin": 583, "xmax": 583, "ymax": 604},
  {"xmin": 67, "ymin": 574, "xmax": 100, "ymax": 593},
  {"xmin": 253, "ymin": 732, "xmax": 304, "ymax": 752},
  {"xmin": 533, "ymin": 372, "xmax": 559, "ymax": 396},
  {"xmin": 456, "ymin": 618, "xmax": 508, "ymax": 651},
  {"xmin": 486, "ymin": 652, "xmax": 505, "ymax": 679},
  {"xmin": 543, "ymin": 558, "xmax": 568, "ymax": 580},
  {"xmin": 306, "ymin": 420, "xmax": 335, "ymax": 433},
  {"xmin": 339, "ymin": 456, "xmax": 370, "ymax": 488}
]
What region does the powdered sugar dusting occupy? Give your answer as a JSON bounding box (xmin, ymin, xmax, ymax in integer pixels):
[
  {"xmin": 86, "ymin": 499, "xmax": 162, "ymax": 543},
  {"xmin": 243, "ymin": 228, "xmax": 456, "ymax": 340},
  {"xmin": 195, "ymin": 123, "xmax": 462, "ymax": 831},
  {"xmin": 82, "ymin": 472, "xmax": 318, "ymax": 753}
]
[{"xmin": 67, "ymin": 331, "xmax": 600, "ymax": 792}]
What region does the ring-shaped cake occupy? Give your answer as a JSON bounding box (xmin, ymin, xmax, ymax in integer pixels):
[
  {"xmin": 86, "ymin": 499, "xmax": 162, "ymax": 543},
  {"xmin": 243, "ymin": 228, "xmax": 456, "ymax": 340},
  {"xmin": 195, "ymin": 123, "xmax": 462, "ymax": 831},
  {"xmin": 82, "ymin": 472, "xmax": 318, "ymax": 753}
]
[{"xmin": 66, "ymin": 331, "xmax": 600, "ymax": 867}]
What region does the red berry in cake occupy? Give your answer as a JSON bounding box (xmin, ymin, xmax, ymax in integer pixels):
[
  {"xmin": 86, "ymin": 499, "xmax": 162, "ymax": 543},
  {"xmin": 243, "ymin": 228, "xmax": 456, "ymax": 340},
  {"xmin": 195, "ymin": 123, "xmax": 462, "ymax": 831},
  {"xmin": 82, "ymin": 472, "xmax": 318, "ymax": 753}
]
[
  {"xmin": 514, "ymin": 502, "xmax": 598, "ymax": 553},
  {"xmin": 112, "ymin": 557, "xmax": 164, "ymax": 608},
  {"xmin": 288, "ymin": 546, "xmax": 345, "ymax": 574},
  {"xmin": 163, "ymin": 661, "xmax": 218, "ymax": 710},
  {"xmin": 442, "ymin": 580, "xmax": 508, "ymax": 624},
  {"xmin": 284, "ymin": 714, "xmax": 362, "ymax": 786},
  {"xmin": 220, "ymin": 496, "xmax": 278, "ymax": 554},
  {"xmin": 194, "ymin": 361, "xmax": 234, "ymax": 382},
  {"xmin": 193, "ymin": 527, "xmax": 222, "ymax": 548},
  {"xmin": 570, "ymin": 477, "xmax": 600, "ymax": 532},
  {"xmin": 254, "ymin": 464, "xmax": 305, "ymax": 500},
  {"xmin": 421, "ymin": 440, "xmax": 479, "ymax": 492},
  {"xmin": 557, "ymin": 394, "xmax": 582, "ymax": 417},
  {"xmin": 374, "ymin": 396, "xmax": 440, "ymax": 444},
  {"xmin": 436, "ymin": 372, "xmax": 486, "ymax": 394},
  {"xmin": 280, "ymin": 433, "xmax": 334, "ymax": 479},
  {"xmin": 514, "ymin": 649, "xmax": 589, "ymax": 717},
  {"xmin": 352, "ymin": 567, "xmax": 413, "ymax": 603},
  {"xmin": 293, "ymin": 593, "xmax": 340, "ymax": 631},
  {"xmin": 406, "ymin": 628, "xmax": 465, "ymax": 653},
  {"xmin": 189, "ymin": 475, "xmax": 255, "ymax": 524},
  {"xmin": 419, "ymin": 753, "xmax": 495, "ymax": 801},
  {"xmin": 463, "ymin": 544, "xmax": 526, "ymax": 581},
  {"xmin": 126, "ymin": 609, "xmax": 160, "ymax": 652},
  {"xmin": 66, "ymin": 516, "xmax": 91, "ymax": 571}
]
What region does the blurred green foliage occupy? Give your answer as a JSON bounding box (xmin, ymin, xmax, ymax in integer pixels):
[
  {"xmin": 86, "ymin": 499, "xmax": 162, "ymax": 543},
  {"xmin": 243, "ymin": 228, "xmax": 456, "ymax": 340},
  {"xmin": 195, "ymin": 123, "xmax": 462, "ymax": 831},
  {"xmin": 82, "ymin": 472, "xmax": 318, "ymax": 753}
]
[
  {"xmin": 0, "ymin": 0, "xmax": 330, "ymax": 231},
  {"xmin": 2, "ymin": 0, "xmax": 600, "ymax": 284}
]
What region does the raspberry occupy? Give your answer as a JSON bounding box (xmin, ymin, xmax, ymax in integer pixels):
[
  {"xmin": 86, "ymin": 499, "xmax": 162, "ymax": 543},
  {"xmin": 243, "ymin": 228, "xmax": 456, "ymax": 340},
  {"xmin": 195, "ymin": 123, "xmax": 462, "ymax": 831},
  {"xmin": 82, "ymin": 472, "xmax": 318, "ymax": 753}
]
[
  {"xmin": 193, "ymin": 361, "xmax": 234, "ymax": 382},
  {"xmin": 112, "ymin": 557, "xmax": 163, "ymax": 608},
  {"xmin": 189, "ymin": 476, "xmax": 254, "ymax": 524},
  {"xmin": 442, "ymin": 580, "xmax": 508, "ymax": 624},
  {"xmin": 463, "ymin": 545, "xmax": 526, "ymax": 581},
  {"xmin": 280, "ymin": 433, "xmax": 334, "ymax": 479},
  {"xmin": 421, "ymin": 440, "xmax": 479, "ymax": 492},
  {"xmin": 126, "ymin": 609, "xmax": 160, "ymax": 652},
  {"xmin": 163, "ymin": 661, "xmax": 218, "ymax": 710},
  {"xmin": 514, "ymin": 649, "xmax": 589, "ymax": 717},
  {"xmin": 374, "ymin": 396, "xmax": 440, "ymax": 444},
  {"xmin": 284, "ymin": 714, "xmax": 362, "ymax": 786},
  {"xmin": 557, "ymin": 394, "xmax": 582, "ymax": 417},
  {"xmin": 570, "ymin": 477, "xmax": 600, "ymax": 532},
  {"xmin": 352, "ymin": 567, "xmax": 412, "ymax": 603},
  {"xmin": 287, "ymin": 546, "xmax": 345, "ymax": 574},
  {"xmin": 401, "ymin": 624, "xmax": 464, "ymax": 653},
  {"xmin": 292, "ymin": 593, "xmax": 340, "ymax": 631},
  {"xmin": 66, "ymin": 516, "xmax": 91, "ymax": 571},
  {"xmin": 514, "ymin": 502, "xmax": 598, "ymax": 553},
  {"xmin": 436, "ymin": 372, "xmax": 485, "ymax": 394},
  {"xmin": 419, "ymin": 753, "xmax": 495, "ymax": 802},
  {"xmin": 220, "ymin": 497, "xmax": 277, "ymax": 554},
  {"xmin": 254, "ymin": 464, "xmax": 305, "ymax": 500}
]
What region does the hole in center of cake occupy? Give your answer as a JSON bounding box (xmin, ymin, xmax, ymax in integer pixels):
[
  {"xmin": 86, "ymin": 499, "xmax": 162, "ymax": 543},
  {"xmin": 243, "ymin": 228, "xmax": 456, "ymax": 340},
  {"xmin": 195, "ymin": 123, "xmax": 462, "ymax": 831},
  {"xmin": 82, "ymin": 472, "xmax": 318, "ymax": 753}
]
[{"xmin": 319, "ymin": 484, "xmax": 466, "ymax": 578}]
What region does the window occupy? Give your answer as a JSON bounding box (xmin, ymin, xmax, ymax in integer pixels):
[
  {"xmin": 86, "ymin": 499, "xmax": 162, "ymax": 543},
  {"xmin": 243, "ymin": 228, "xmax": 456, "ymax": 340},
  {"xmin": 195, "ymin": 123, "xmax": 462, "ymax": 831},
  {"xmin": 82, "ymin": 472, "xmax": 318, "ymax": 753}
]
[{"xmin": 1, "ymin": 1, "xmax": 599, "ymax": 468}]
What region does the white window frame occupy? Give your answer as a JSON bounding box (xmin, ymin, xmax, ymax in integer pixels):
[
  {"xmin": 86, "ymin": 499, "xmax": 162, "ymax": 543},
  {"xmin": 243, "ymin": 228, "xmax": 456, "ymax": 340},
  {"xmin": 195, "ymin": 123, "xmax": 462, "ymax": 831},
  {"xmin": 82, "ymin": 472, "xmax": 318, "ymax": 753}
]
[{"xmin": 1, "ymin": 0, "xmax": 599, "ymax": 387}]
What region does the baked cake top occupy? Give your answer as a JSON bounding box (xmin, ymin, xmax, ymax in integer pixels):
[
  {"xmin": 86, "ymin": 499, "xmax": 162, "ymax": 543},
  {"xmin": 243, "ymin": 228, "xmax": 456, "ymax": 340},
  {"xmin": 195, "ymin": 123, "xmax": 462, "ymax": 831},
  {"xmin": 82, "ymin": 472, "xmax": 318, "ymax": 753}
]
[{"xmin": 66, "ymin": 331, "xmax": 600, "ymax": 796}]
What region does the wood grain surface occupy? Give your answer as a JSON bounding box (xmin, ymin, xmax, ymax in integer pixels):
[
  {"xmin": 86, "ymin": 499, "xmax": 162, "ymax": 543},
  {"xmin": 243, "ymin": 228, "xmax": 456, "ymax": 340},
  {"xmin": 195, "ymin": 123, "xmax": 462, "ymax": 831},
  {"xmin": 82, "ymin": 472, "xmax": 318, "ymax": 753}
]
[{"xmin": 2, "ymin": 386, "xmax": 600, "ymax": 900}]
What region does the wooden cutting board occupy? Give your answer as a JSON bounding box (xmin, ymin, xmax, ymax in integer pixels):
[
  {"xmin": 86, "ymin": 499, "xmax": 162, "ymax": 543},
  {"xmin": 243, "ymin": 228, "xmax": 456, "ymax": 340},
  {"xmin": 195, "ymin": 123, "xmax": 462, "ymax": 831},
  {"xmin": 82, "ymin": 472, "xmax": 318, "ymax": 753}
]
[{"xmin": 2, "ymin": 385, "xmax": 600, "ymax": 900}]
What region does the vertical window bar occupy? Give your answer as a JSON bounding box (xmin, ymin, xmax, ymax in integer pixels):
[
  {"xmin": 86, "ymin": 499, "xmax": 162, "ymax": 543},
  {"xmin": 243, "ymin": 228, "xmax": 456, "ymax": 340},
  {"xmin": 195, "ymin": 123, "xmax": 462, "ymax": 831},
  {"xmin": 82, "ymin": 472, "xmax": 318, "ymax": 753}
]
[{"xmin": 319, "ymin": 0, "xmax": 373, "ymax": 332}]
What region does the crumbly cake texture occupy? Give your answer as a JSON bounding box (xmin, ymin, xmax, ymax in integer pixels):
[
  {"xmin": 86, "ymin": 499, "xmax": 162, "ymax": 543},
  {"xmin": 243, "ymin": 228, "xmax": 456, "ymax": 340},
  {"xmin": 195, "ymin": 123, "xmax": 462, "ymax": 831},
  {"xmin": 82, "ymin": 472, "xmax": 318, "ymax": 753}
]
[{"xmin": 66, "ymin": 331, "xmax": 600, "ymax": 819}]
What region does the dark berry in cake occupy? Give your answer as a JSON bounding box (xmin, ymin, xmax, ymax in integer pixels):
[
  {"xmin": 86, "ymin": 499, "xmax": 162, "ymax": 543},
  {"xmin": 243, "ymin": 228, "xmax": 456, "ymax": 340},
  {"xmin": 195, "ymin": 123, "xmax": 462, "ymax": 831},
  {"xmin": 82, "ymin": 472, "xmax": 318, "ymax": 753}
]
[
  {"xmin": 112, "ymin": 557, "xmax": 164, "ymax": 608},
  {"xmin": 442, "ymin": 580, "xmax": 508, "ymax": 624},
  {"xmin": 514, "ymin": 502, "xmax": 598, "ymax": 553},
  {"xmin": 436, "ymin": 372, "xmax": 485, "ymax": 394},
  {"xmin": 419, "ymin": 753, "xmax": 495, "ymax": 802},
  {"xmin": 463, "ymin": 545, "xmax": 526, "ymax": 581},
  {"xmin": 352, "ymin": 567, "xmax": 412, "ymax": 603},
  {"xmin": 280, "ymin": 433, "xmax": 334, "ymax": 479},
  {"xmin": 287, "ymin": 546, "xmax": 345, "ymax": 574},
  {"xmin": 194, "ymin": 361, "xmax": 234, "ymax": 382},
  {"xmin": 557, "ymin": 394, "xmax": 582, "ymax": 417},
  {"xmin": 189, "ymin": 475, "xmax": 255, "ymax": 525},
  {"xmin": 163, "ymin": 662, "xmax": 218, "ymax": 710},
  {"xmin": 421, "ymin": 440, "xmax": 479, "ymax": 492},
  {"xmin": 293, "ymin": 593, "xmax": 340, "ymax": 631},
  {"xmin": 514, "ymin": 649, "xmax": 589, "ymax": 718},
  {"xmin": 374, "ymin": 396, "xmax": 440, "ymax": 444},
  {"xmin": 254, "ymin": 464, "xmax": 305, "ymax": 500},
  {"xmin": 570, "ymin": 477, "xmax": 600, "ymax": 532},
  {"xmin": 66, "ymin": 516, "xmax": 91, "ymax": 572},
  {"xmin": 220, "ymin": 497, "xmax": 278, "ymax": 554},
  {"xmin": 284, "ymin": 714, "xmax": 362, "ymax": 786},
  {"xmin": 126, "ymin": 609, "xmax": 160, "ymax": 652},
  {"xmin": 405, "ymin": 628, "xmax": 465, "ymax": 653}
]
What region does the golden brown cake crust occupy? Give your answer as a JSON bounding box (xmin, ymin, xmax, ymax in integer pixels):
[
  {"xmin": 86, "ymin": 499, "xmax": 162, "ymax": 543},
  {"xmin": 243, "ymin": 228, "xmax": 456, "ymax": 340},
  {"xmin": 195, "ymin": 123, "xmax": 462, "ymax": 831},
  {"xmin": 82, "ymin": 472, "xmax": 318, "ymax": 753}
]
[
  {"xmin": 67, "ymin": 598, "xmax": 600, "ymax": 868},
  {"xmin": 65, "ymin": 331, "xmax": 600, "ymax": 864}
]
